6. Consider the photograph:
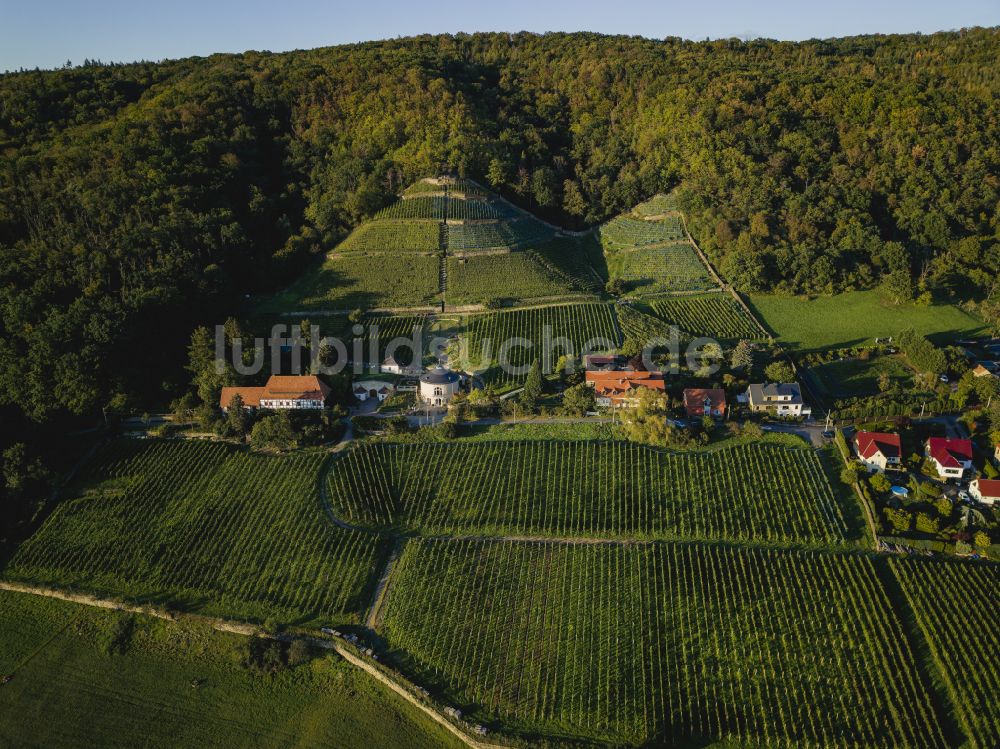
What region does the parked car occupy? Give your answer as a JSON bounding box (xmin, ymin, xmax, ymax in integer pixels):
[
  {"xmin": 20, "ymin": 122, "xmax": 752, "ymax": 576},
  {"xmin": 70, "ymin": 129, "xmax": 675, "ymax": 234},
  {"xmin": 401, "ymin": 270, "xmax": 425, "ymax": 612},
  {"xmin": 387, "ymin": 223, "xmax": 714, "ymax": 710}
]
[
  {"xmin": 821, "ymin": 431, "xmax": 834, "ymax": 439},
  {"xmin": 957, "ymin": 490, "xmax": 970, "ymax": 502},
  {"xmin": 938, "ymin": 374, "xmax": 949, "ymax": 383}
]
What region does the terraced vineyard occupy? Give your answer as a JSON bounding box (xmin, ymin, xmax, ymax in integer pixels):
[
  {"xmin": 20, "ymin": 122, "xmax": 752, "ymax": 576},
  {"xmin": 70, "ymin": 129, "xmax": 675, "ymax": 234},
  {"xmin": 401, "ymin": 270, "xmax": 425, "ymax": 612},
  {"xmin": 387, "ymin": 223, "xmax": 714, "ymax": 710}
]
[
  {"xmin": 337, "ymin": 221, "xmax": 441, "ymax": 253},
  {"xmin": 260, "ymin": 254, "xmax": 441, "ymax": 311},
  {"xmin": 530, "ymin": 235, "xmax": 604, "ymax": 291},
  {"xmin": 598, "ymin": 215, "xmax": 685, "ymax": 248},
  {"xmin": 633, "ymin": 193, "xmax": 678, "ymax": 217},
  {"xmin": 445, "ymin": 197, "xmax": 517, "ymax": 221},
  {"xmin": 326, "ymin": 440, "xmax": 854, "ymax": 544},
  {"xmin": 373, "ymin": 196, "xmax": 446, "ymax": 221},
  {"xmin": 446, "ymin": 253, "xmax": 580, "ymax": 304},
  {"xmin": 461, "ymin": 304, "xmax": 620, "ymax": 388},
  {"xmin": 3, "ymin": 439, "xmax": 386, "ymax": 624},
  {"xmin": 381, "ymin": 540, "xmax": 947, "ymax": 746},
  {"xmin": 650, "ymin": 293, "xmax": 763, "ymax": 340},
  {"xmin": 891, "ymin": 558, "xmax": 999, "ymax": 749},
  {"xmin": 447, "ymin": 218, "xmax": 553, "ymax": 251},
  {"xmin": 610, "ymin": 243, "xmax": 716, "ymax": 294}
]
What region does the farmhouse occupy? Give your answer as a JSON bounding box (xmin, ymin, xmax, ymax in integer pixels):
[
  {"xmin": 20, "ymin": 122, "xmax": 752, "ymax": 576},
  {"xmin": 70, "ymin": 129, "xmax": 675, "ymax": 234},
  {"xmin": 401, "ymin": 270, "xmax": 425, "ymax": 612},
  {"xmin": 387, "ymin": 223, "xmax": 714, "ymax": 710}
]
[
  {"xmin": 419, "ymin": 366, "xmax": 461, "ymax": 406},
  {"xmin": 586, "ymin": 369, "xmax": 667, "ymax": 408},
  {"xmin": 220, "ymin": 375, "xmax": 331, "ymax": 411},
  {"xmin": 745, "ymin": 382, "xmax": 812, "ymax": 418},
  {"xmin": 855, "ymin": 431, "xmax": 902, "ymax": 473},
  {"xmin": 683, "ymin": 388, "xmax": 726, "ymax": 419},
  {"xmin": 924, "ymin": 437, "xmax": 973, "ymax": 481},
  {"xmin": 353, "ymin": 379, "xmax": 395, "ymax": 402},
  {"xmin": 969, "ymin": 478, "xmax": 1000, "ymax": 506}
]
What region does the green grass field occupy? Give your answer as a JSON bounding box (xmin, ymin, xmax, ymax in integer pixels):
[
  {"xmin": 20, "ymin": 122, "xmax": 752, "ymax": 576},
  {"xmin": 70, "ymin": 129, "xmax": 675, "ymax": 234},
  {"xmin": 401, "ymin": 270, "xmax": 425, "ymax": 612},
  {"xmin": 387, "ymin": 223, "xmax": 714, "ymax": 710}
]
[
  {"xmin": 326, "ymin": 440, "xmax": 858, "ymax": 544},
  {"xmin": 809, "ymin": 353, "xmax": 914, "ymax": 399},
  {"xmin": 607, "ymin": 243, "xmax": 716, "ymax": 295},
  {"xmin": 381, "ymin": 540, "xmax": 947, "ymax": 746},
  {"xmin": 747, "ymin": 291, "xmax": 985, "ymax": 351},
  {"xmin": 2, "ymin": 439, "xmax": 387, "ymax": 625},
  {"xmin": 0, "ymin": 589, "xmax": 463, "ymax": 749}
]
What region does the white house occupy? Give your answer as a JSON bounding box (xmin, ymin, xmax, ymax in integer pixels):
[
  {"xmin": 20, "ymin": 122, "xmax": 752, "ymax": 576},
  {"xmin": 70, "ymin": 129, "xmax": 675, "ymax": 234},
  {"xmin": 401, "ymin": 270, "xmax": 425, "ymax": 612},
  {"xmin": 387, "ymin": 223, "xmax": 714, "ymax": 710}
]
[
  {"xmin": 855, "ymin": 432, "xmax": 902, "ymax": 473},
  {"xmin": 353, "ymin": 380, "xmax": 395, "ymax": 403},
  {"xmin": 745, "ymin": 383, "xmax": 811, "ymax": 418},
  {"xmin": 925, "ymin": 437, "xmax": 973, "ymax": 481},
  {"xmin": 419, "ymin": 367, "xmax": 461, "ymax": 407},
  {"xmin": 969, "ymin": 478, "xmax": 1000, "ymax": 506}
]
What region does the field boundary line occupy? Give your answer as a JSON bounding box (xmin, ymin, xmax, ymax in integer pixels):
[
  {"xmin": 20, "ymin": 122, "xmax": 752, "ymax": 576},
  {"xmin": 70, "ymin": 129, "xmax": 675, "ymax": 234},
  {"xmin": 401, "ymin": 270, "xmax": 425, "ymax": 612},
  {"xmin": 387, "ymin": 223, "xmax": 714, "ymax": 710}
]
[{"xmin": 366, "ymin": 537, "xmax": 406, "ymax": 629}]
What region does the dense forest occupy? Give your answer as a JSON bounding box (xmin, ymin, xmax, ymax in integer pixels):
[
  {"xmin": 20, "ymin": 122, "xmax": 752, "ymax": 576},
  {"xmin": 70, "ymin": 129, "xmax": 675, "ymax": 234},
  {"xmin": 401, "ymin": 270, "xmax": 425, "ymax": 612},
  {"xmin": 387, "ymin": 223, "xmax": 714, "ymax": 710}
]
[{"xmin": 0, "ymin": 29, "xmax": 998, "ymax": 501}]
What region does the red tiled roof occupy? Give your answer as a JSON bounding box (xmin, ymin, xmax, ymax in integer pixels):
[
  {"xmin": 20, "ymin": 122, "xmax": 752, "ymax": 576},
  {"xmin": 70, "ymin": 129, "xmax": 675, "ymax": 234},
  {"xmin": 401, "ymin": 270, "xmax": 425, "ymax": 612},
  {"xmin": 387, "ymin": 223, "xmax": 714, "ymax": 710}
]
[
  {"xmin": 586, "ymin": 370, "xmax": 667, "ymax": 400},
  {"xmin": 683, "ymin": 388, "xmax": 726, "ymax": 413},
  {"xmin": 261, "ymin": 375, "xmax": 331, "ymax": 402},
  {"xmin": 220, "ymin": 386, "xmax": 266, "ymax": 409},
  {"xmin": 926, "ymin": 437, "xmax": 973, "ymax": 469},
  {"xmin": 855, "ymin": 432, "xmax": 901, "ymax": 461},
  {"xmin": 975, "ymin": 479, "xmax": 1000, "ymax": 498}
]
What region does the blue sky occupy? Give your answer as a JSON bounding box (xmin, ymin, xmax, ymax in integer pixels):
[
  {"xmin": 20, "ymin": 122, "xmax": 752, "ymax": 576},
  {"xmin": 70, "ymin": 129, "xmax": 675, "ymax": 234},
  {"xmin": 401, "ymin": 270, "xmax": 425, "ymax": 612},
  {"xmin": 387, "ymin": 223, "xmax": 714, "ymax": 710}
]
[{"xmin": 3, "ymin": 0, "xmax": 998, "ymax": 71}]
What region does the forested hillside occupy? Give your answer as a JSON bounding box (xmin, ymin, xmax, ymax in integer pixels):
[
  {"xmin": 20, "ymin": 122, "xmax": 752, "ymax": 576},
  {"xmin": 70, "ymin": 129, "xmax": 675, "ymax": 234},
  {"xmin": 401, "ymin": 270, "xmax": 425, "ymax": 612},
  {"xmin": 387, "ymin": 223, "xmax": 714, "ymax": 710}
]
[{"xmin": 0, "ymin": 29, "xmax": 998, "ymax": 434}]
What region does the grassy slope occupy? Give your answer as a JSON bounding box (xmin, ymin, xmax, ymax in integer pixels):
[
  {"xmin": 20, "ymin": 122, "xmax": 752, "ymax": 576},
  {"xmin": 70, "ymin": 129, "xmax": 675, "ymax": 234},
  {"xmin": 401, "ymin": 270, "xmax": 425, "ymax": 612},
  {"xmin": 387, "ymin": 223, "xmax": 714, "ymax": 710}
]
[
  {"xmin": 809, "ymin": 354, "xmax": 915, "ymax": 399},
  {"xmin": 748, "ymin": 290, "xmax": 984, "ymax": 351},
  {"xmin": 0, "ymin": 590, "xmax": 464, "ymax": 749}
]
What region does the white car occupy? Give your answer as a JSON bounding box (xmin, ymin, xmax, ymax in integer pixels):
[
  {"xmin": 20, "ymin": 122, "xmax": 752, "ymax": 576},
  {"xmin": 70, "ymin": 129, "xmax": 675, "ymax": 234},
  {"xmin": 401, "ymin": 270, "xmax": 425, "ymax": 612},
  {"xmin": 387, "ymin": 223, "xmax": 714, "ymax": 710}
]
[
  {"xmin": 938, "ymin": 374, "xmax": 949, "ymax": 383},
  {"xmin": 957, "ymin": 490, "xmax": 970, "ymax": 502}
]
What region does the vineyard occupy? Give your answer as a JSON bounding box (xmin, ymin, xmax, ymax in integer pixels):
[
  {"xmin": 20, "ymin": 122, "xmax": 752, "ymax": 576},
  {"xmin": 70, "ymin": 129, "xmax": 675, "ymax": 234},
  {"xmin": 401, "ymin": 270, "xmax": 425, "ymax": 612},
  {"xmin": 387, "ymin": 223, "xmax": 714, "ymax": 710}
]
[
  {"xmin": 609, "ymin": 243, "xmax": 716, "ymax": 294},
  {"xmin": 260, "ymin": 254, "xmax": 441, "ymax": 311},
  {"xmin": 650, "ymin": 293, "xmax": 763, "ymax": 340},
  {"xmin": 598, "ymin": 215, "xmax": 685, "ymax": 248},
  {"xmin": 2, "ymin": 439, "xmax": 387, "ymax": 624},
  {"xmin": 446, "ymin": 218, "xmax": 554, "ymax": 252},
  {"xmin": 380, "ymin": 540, "xmax": 947, "ymax": 746},
  {"xmin": 373, "ymin": 196, "xmax": 446, "ymax": 221},
  {"xmin": 325, "ymin": 440, "xmax": 854, "ymax": 544},
  {"xmin": 530, "ymin": 235, "xmax": 605, "ymax": 291},
  {"xmin": 633, "ymin": 193, "xmax": 678, "ymax": 217},
  {"xmin": 336, "ymin": 221, "xmax": 441, "ymax": 253},
  {"xmin": 444, "ymin": 197, "xmax": 517, "ymax": 221},
  {"xmin": 461, "ymin": 303, "xmax": 620, "ymax": 388},
  {"xmin": 891, "ymin": 558, "xmax": 999, "ymax": 749},
  {"xmin": 446, "ymin": 253, "xmax": 586, "ymax": 305}
]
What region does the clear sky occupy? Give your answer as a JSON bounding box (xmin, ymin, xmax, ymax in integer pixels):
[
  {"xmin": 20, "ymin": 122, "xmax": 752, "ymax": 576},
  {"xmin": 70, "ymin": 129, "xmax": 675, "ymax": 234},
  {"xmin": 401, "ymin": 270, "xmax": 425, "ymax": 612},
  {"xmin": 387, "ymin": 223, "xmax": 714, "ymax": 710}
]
[{"xmin": 2, "ymin": 0, "xmax": 998, "ymax": 72}]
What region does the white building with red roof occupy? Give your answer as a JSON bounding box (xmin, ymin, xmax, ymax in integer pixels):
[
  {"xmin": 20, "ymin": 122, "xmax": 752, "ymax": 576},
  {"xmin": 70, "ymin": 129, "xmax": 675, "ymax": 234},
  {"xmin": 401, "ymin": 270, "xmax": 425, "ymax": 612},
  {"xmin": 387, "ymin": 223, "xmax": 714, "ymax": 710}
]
[
  {"xmin": 220, "ymin": 375, "xmax": 331, "ymax": 412},
  {"xmin": 924, "ymin": 437, "xmax": 973, "ymax": 481},
  {"xmin": 585, "ymin": 369, "xmax": 667, "ymax": 408},
  {"xmin": 969, "ymin": 478, "xmax": 1000, "ymax": 506},
  {"xmin": 855, "ymin": 431, "xmax": 902, "ymax": 473}
]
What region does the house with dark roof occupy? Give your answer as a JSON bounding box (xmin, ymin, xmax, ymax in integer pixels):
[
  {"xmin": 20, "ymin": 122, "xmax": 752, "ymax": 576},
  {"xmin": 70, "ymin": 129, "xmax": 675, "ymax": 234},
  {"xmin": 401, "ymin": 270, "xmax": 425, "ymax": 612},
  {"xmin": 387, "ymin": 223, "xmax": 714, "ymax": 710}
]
[
  {"xmin": 969, "ymin": 478, "xmax": 1000, "ymax": 506},
  {"xmin": 220, "ymin": 375, "xmax": 331, "ymax": 412},
  {"xmin": 924, "ymin": 437, "xmax": 973, "ymax": 481},
  {"xmin": 745, "ymin": 382, "xmax": 811, "ymax": 418},
  {"xmin": 682, "ymin": 388, "xmax": 726, "ymax": 419},
  {"xmin": 855, "ymin": 431, "xmax": 902, "ymax": 473}
]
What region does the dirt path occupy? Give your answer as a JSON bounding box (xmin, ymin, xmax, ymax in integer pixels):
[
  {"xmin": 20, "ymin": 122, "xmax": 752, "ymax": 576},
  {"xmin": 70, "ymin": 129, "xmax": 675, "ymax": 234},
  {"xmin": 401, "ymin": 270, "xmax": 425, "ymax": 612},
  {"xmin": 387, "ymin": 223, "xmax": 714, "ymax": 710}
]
[{"xmin": 366, "ymin": 537, "xmax": 406, "ymax": 629}]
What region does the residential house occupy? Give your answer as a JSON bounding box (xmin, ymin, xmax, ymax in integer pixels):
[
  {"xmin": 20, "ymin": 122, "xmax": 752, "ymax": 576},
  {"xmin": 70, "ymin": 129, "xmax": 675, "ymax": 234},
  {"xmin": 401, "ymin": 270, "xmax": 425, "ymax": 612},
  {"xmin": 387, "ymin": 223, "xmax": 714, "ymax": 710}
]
[
  {"xmin": 972, "ymin": 362, "xmax": 999, "ymax": 379},
  {"xmin": 969, "ymin": 478, "xmax": 1000, "ymax": 506},
  {"xmin": 745, "ymin": 382, "xmax": 812, "ymax": 418},
  {"xmin": 924, "ymin": 437, "xmax": 973, "ymax": 481},
  {"xmin": 682, "ymin": 388, "xmax": 726, "ymax": 419},
  {"xmin": 220, "ymin": 375, "xmax": 331, "ymax": 412},
  {"xmin": 855, "ymin": 431, "xmax": 902, "ymax": 473},
  {"xmin": 380, "ymin": 355, "xmax": 420, "ymax": 375},
  {"xmin": 585, "ymin": 370, "xmax": 667, "ymax": 408}
]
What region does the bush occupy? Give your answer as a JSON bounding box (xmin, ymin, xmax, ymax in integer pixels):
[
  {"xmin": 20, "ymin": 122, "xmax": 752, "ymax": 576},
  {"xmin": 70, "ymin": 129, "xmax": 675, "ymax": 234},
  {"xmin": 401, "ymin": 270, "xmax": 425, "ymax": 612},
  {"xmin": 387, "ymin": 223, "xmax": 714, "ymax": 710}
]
[{"xmin": 869, "ymin": 472, "xmax": 891, "ymax": 494}]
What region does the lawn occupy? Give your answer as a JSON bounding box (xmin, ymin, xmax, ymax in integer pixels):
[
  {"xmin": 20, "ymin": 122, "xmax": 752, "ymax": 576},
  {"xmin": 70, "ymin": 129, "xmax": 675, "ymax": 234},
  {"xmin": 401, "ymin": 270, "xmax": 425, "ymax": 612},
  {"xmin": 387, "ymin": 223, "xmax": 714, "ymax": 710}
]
[
  {"xmin": 809, "ymin": 353, "xmax": 914, "ymax": 399},
  {"xmin": 747, "ymin": 290, "xmax": 985, "ymax": 351},
  {"xmin": 0, "ymin": 589, "xmax": 463, "ymax": 749}
]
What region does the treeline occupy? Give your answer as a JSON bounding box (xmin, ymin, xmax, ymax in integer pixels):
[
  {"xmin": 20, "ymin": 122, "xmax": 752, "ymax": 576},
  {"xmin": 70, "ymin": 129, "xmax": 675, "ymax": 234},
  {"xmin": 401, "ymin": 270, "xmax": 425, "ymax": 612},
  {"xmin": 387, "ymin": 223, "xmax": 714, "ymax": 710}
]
[{"xmin": 1, "ymin": 29, "xmax": 1000, "ymax": 431}]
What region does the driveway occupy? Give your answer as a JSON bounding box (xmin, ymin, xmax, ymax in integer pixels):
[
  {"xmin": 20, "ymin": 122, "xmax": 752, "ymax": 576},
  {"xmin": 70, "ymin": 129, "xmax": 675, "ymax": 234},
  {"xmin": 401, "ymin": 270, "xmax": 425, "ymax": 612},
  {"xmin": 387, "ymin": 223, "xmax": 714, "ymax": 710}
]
[{"xmin": 760, "ymin": 421, "xmax": 828, "ymax": 448}]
